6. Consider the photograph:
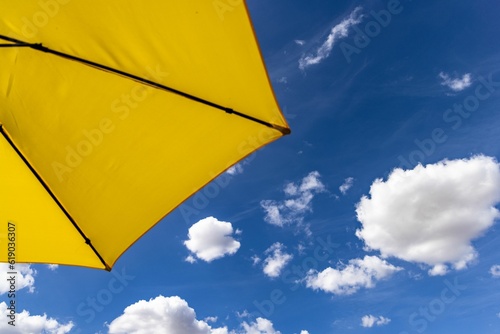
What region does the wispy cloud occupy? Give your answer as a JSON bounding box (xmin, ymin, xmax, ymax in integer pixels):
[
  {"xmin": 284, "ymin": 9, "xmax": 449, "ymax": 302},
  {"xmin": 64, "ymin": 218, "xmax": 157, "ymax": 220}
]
[
  {"xmin": 184, "ymin": 217, "xmax": 241, "ymax": 262},
  {"xmin": 339, "ymin": 177, "xmax": 354, "ymax": 194},
  {"xmin": 261, "ymin": 171, "xmax": 326, "ymax": 227},
  {"xmin": 305, "ymin": 256, "xmax": 402, "ymax": 295},
  {"xmin": 299, "ymin": 7, "xmax": 363, "ymax": 70},
  {"xmin": 439, "ymin": 72, "xmax": 473, "ymax": 92},
  {"xmin": 361, "ymin": 315, "xmax": 391, "ymax": 328},
  {"xmin": 262, "ymin": 243, "xmax": 293, "ymax": 278},
  {"xmin": 356, "ymin": 156, "xmax": 500, "ymax": 275}
]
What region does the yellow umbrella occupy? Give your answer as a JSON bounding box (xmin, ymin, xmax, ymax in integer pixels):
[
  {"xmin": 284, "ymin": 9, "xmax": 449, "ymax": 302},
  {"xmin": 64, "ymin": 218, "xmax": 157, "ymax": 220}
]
[{"xmin": 0, "ymin": 1, "xmax": 290, "ymax": 270}]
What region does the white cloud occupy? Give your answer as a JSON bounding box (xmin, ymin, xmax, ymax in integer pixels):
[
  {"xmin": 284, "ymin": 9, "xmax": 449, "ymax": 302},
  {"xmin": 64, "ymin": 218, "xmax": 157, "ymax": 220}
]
[
  {"xmin": 227, "ymin": 163, "xmax": 244, "ymax": 175},
  {"xmin": 428, "ymin": 264, "xmax": 449, "ymax": 276},
  {"xmin": 299, "ymin": 7, "xmax": 363, "ymax": 70},
  {"xmin": 251, "ymin": 255, "xmax": 262, "ymax": 266},
  {"xmin": 0, "ymin": 264, "xmax": 36, "ymax": 294},
  {"xmin": 294, "ymin": 39, "xmax": 305, "ymax": 46},
  {"xmin": 240, "ymin": 317, "xmax": 281, "ymax": 334},
  {"xmin": 300, "ymin": 331, "xmax": 310, "ymax": 334},
  {"xmin": 439, "ymin": 72, "xmax": 473, "ymax": 92},
  {"xmin": 263, "ymin": 243, "xmax": 293, "ymax": 278},
  {"xmin": 277, "ymin": 77, "xmax": 288, "ymax": 84},
  {"xmin": 185, "ymin": 255, "xmax": 197, "ymax": 264},
  {"xmin": 356, "ymin": 156, "xmax": 500, "ymax": 274},
  {"xmin": 108, "ymin": 296, "xmax": 227, "ymax": 334},
  {"xmin": 184, "ymin": 217, "xmax": 241, "ymax": 262},
  {"xmin": 339, "ymin": 177, "xmax": 354, "ymax": 195},
  {"xmin": 305, "ymin": 256, "xmax": 402, "ymax": 295},
  {"xmin": 490, "ymin": 265, "xmax": 500, "ymax": 278},
  {"xmin": 361, "ymin": 315, "xmax": 391, "ymax": 328},
  {"xmin": 205, "ymin": 316, "xmax": 218, "ymax": 323},
  {"xmin": 47, "ymin": 264, "xmax": 59, "ymax": 271},
  {"xmin": 0, "ymin": 302, "xmax": 73, "ymax": 334},
  {"xmin": 236, "ymin": 310, "xmax": 251, "ymax": 319},
  {"xmin": 261, "ymin": 171, "xmax": 325, "ymax": 227}
]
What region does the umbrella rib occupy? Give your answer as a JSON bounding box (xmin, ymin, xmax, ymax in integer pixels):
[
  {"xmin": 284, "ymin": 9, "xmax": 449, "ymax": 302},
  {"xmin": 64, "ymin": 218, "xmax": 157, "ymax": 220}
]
[
  {"xmin": 0, "ymin": 35, "xmax": 291, "ymax": 135},
  {"xmin": 0, "ymin": 125, "xmax": 112, "ymax": 271}
]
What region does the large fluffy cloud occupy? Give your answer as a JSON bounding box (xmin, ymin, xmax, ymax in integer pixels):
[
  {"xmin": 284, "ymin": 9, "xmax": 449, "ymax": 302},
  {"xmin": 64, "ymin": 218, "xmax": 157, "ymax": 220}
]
[
  {"xmin": 356, "ymin": 156, "xmax": 500, "ymax": 275},
  {"xmin": 184, "ymin": 217, "xmax": 241, "ymax": 262},
  {"xmin": 108, "ymin": 296, "xmax": 227, "ymax": 334},
  {"xmin": 305, "ymin": 256, "xmax": 401, "ymax": 295},
  {"xmin": 261, "ymin": 171, "xmax": 325, "ymax": 227},
  {"xmin": 108, "ymin": 296, "xmax": 294, "ymax": 334},
  {"xmin": 0, "ymin": 264, "xmax": 36, "ymax": 294},
  {"xmin": 262, "ymin": 243, "xmax": 293, "ymax": 278},
  {"xmin": 0, "ymin": 302, "xmax": 73, "ymax": 334}
]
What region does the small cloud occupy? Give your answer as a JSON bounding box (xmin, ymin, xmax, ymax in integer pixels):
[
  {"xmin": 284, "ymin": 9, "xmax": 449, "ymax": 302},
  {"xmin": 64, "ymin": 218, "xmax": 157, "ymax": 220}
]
[
  {"xmin": 361, "ymin": 315, "xmax": 391, "ymax": 328},
  {"xmin": 226, "ymin": 163, "xmax": 244, "ymax": 175},
  {"xmin": 205, "ymin": 316, "xmax": 218, "ymax": 323},
  {"xmin": 261, "ymin": 171, "xmax": 326, "ymax": 227},
  {"xmin": 47, "ymin": 264, "xmax": 59, "ymax": 271},
  {"xmin": 185, "ymin": 255, "xmax": 197, "ymax": 264},
  {"xmin": 277, "ymin": 76, "xmax": 288, "ymax": 84},
  {"xmin": 339, "ymin": 177, "xmax": 354, "ymax": 195},
  {"xmin": 241, "ymin": 317, "xmax": 281, "ymax": 334},
  {"xmin": 299, "ymin": 7, "xmax": 363, "ymax": 70},
  {"xmin": 295, "ymin": 39, "xmax": 305, "ymax": 46},
  {"xmin": 251, "ymin": 255, "xmax": 262, "ymax": 266},
  {"xmin": 300, "ymin": 331, "xmax": 310, "ymax": 334},
  {"xmin": 490, "ymin": 265, "xmax": 500, "ymax": 278},
  {"xmin": 236, "ymin": 310, "xmax": 251, "ymax": 319},
  {"xmin": 184, "ymin": 217, "xmax": 241, "ymax": 262},
  {"xmin": 439, "ymin": 72, "xmax": 473, "ymax": 92},
  {"xmin": 428, "ymin": 264, "xmax": 449, "ymax": 276},
  {"xmin": 306, "ymin": 256, "xmax": 402, "ymax": 295},
  {"xmin": 263, "ymin": 243, "xmax": 293, "ymax": 278}
]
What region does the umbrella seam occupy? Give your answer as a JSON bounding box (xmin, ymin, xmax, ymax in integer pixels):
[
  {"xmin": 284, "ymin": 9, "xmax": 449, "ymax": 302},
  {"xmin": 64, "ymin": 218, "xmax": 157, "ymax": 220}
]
[
  {"xmin": 0, "ymin": 124, "xmax": 111, "ymax": 271},
  {"xmin": 0, "ymin": 35, "xmax": 291, "ymax": 136}
]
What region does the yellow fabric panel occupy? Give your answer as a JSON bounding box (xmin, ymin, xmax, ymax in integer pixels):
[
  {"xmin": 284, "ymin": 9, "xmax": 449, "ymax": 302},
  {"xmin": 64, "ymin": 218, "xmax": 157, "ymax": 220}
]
[
  {"xmin": 0, "ymin": 132, "xmax": 103, "ymax": 268},
  {"xmin": 0, "ymin": 0, "xmax": 287, "ymax": 128},
  {"xmin": 0, "ymin": 1, "xmax": 289, "ymax": 269}
]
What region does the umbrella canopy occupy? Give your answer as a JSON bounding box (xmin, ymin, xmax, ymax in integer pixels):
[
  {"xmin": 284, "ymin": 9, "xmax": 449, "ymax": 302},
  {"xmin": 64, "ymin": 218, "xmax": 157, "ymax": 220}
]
[{"xmin": 0, "ymin": 1, "xmax": 290, "ymax": 270}]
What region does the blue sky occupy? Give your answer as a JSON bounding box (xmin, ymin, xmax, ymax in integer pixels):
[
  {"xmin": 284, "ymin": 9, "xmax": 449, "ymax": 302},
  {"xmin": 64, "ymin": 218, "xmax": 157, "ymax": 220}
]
[{"xmin": 2, "ymin": 0, "xmax": 500, "ymax": 333}]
